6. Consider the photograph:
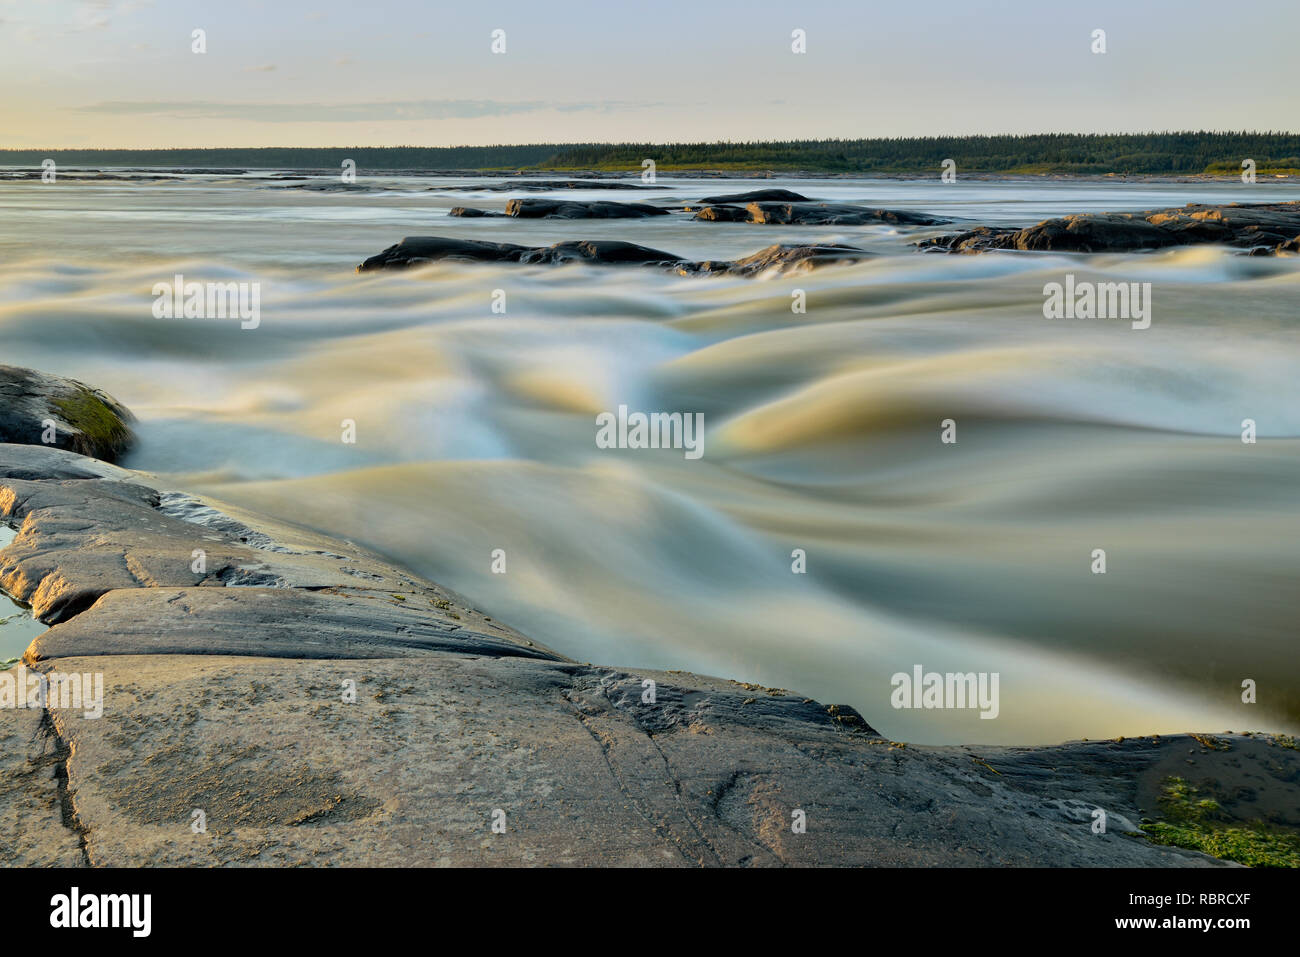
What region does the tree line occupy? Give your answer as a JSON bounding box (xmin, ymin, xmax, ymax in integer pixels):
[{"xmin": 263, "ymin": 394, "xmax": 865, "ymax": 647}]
[{"xmin": 1, "ymin": 133, "xmax": 1297, "ymax": 174}]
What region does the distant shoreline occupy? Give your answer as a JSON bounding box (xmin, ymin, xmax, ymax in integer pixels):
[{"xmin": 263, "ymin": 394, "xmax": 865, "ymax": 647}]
[
  {"xmin": 2, "ymin": 132, "xmax": 1299, "ymax": 179},
  {"xmin": 1, "ymin": 165, "xmax": 1296, "ymax": 185}
]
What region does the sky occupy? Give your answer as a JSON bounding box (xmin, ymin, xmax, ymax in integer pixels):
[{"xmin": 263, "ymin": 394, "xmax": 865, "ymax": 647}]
[{"xmin": 2, "ymin": 0, "xmax": 1296, "ymax": 148}]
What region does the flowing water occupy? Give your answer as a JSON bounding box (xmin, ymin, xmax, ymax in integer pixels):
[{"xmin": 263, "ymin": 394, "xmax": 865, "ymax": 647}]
[{"xmin": 1, "ymin": 170, "xmax": 1297, "ymax": 743}]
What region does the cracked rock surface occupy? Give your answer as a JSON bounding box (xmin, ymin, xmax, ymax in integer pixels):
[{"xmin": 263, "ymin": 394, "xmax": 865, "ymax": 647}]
[{"xmin": 1, "ymin": 437, "xmax": 1290, "ymax": 866}]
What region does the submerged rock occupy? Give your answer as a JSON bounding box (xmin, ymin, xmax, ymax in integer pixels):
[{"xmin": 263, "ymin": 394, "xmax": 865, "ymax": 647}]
[
  {"xmin": 505, "ymin": 198, "xmax": 670, "ymax": 219},
  {"xmin": 919, "ymin": 201, "xmax": 1300, "ymax": 254},
  {"xmin": 0, "ymin": 365, "xmax": 134, "ymax": 462},
  {"xmin": 448, "ymin": 206, "xmax": 505, "ymax": 217}
]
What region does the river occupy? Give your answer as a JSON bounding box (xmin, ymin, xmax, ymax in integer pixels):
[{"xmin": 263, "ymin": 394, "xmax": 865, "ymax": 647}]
[{"xmin": 1, "ymin": 169, "xmax": 1297, "ymax": 743}]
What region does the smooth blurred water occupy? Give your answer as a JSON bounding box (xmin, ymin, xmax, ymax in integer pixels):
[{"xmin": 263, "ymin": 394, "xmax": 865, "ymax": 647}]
[{"xmin": 1, "ymin": 170, "xmax": 1298, "ymax": 742}]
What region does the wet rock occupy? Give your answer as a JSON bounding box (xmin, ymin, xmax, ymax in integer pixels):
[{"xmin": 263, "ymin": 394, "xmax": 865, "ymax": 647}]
[
  {"xmin": 358, "ymin": 237, "xmax": 533, "ymax": 270},
  {"xmin": 505, "ymin": 198, "xmax": 670, "ymax": 219},
  {"xmin": 746, "ymin": 202, "xmax": 945, "ymax": 226},
  {"xmin": 917, "ymin": 225, "xmax": 1020, "ymax": 253},
  {"xmin": 687, "ymin": 243, "xmax": 875, "ymax": 277},
  {"xmin": 691, "ymin": 204, "xmax": 750, "ymax": 222},
  {"xmin": 0, "ymin": 365, "xmax": 134, "ymax": 462},
  {"xmin": 448, "ymin": 206, "xmax": 505, "ymax": 217},
  {"xmin": 697, "ymin": 188, "xmax": 811, "ymax": 203},
  {"xmin": 358, "ymin": 236, "xmax": 870, "ymax": 277},
  {"xmin": 520, "ymin": 239, "xmax": 683, "ymax": 266},
  {"xmin": 357, "ymin": 237, "xmax": 679, "ymax": 272},
  {"xmin": 690, "ymin": 202, "xmax": 945, "ymax": 226},
  {"xmin": 918, "ymin": 201, "xmax": 1300, "ymax": 254}
]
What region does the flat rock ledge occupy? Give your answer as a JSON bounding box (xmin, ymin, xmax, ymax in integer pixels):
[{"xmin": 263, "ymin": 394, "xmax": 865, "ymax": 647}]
[
  {"xmin": 694, "ymin": 201, "xmax": 945, "ymax": 226},
  {"xmin": 357, "ymin": 236, "xmax": 875, "ymax": 277},
  {"xmin": 918, "ymin": 201, "xmax": 1300, "ymax": 254},
  {"xmin": 506, "ymin": 198, "xmax": 670, "ymax": 219},
  {"xmin": 449, "ymin": 199, "xmax": 669, "ymax": 219},
  {"xmin": 3, "ymin": 435, "xmax": 1292, "ymax": 865},
  {"xmin": 0, "ymin": 365, "xmax": 135, "ymax": 463}
]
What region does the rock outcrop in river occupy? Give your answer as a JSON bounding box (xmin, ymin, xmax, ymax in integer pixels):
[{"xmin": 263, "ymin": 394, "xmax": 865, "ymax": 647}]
[
  {"xmin": 918, "ymin": 201, "xmax": 1300, "ymax": 254},
  {"xmin": 2, "ymin": 367, "xmax": 1294, "ymax": 866},
  {"xmin": 696, "ymin": 189, "xmax": 811, "ymax": 203},
  {"xmin": 450, "ymin": 199, "xmax": 669, "ymax": 219},
  {"xmin": 504, "ymin": 198, "xmax": 669, "ymax": 219},
  {"xmin": 694, "ymin": 201, "xmax": 945, "ymax": 226},
  {"xmin": 357, "ymin": 236, "xmax": 875, "ymax": 277}
]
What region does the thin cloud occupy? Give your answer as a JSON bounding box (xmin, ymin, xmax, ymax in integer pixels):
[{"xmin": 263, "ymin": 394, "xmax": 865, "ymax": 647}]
[{"xmin": 76, "ymin": 99, "xmax": 656, "ymax": 121}]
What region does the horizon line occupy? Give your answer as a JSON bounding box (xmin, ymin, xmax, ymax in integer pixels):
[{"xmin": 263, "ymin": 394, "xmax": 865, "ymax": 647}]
[{"xmin": 5, "ymin": 130, "xmax": 1300, "ymax": 153}]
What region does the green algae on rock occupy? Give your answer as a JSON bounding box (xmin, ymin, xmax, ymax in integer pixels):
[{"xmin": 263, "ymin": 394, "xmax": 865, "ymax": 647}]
[
  {"xmin": 1142, "ymin": 775, "xmax": 1300, "ymax": 868},
  {"xmin": 0, "ymin": 365, "xmax": 135, "ymax": 462}
]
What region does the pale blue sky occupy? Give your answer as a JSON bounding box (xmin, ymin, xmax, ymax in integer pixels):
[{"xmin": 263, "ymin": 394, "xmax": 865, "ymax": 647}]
[{"xmin": 2, "ymin": 0, "xmax": 1295, "ymax": 147}]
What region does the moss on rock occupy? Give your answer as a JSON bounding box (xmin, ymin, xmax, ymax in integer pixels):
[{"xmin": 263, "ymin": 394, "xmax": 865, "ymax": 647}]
[
  {"xmin": 1142, "ymin": 776, "xmax": 1300, "ymax": 867},
  {"xmin": 52, "ymin": 386, "xmax": 135, "ymax": 461}
]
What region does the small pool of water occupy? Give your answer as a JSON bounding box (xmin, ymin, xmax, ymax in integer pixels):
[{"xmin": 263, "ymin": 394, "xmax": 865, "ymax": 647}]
[{"xmin": 0, "ymin": 524, "xmax": 42, "ymax": 668}]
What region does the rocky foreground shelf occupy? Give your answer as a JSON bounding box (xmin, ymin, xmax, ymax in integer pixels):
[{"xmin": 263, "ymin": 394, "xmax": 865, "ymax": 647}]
[
  {"xmin": 2, "ymin": 366, "xmax": 1296, "ymax": 866},
  {"xmin": 919, "ymin": 201, "xmax": 1300, "ymax": 254}
]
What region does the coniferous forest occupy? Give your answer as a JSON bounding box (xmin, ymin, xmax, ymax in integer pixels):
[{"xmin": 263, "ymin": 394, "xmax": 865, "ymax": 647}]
[{"xmin": 2, "ymin": 132, "xmax": 1298, "ymax": 174}]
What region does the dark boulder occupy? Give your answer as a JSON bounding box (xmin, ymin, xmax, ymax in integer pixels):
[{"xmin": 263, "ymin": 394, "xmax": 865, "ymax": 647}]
[
  {"xmin": 448, "ymin": 206, "xmax": 505, "ymax": 217},
  {"xmin": 697, "ymin": 188, "xmax": 810, "ymax": 203},
  {"xmin": 357, "ymin": 236, "xmax": 872, "ymax": 278},
  {"xmin": 358, "ymin": 237, "xmax": 533, "ymax": 270},
  {"xmin": 746, "ymin": 202, "xmax": 945, "ymax": 226},
  {"xmin": 0, "ymin": 365, "xmax": 135, "ymax": 462},
  {"xmin": 691, "ymin": 205, "xmax": 750, "ymax": 222},
  {"xmin": 688, "ymin": 243, "xmax": 874, "ymax": 278},
  {"xmin": 518, "ymin": 240, "xmax": 683, "ymax": 265},
  {"xmin": 357, "ymin": 236, "xmax": 682, "ymax": 272},
  {"xmin": 504, "ymin": 198, "xmax": 670, "ymax": 219}
]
